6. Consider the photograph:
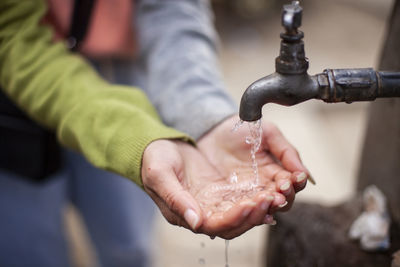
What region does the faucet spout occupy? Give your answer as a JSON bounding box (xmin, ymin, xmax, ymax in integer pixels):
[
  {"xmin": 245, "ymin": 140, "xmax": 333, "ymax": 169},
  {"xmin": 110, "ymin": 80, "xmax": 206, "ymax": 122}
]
[
  {"xmin": 239, "ymin": 1, "xmax": 316, "ymax": 122},
  {"xmin": 239, "ymin": 73, "xmax": 319, "ymax": 121}
]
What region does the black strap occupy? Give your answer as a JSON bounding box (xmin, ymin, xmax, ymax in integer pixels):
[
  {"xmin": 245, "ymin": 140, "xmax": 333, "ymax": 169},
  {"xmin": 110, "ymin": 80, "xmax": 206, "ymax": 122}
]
[{"xmin": 67, "ymin": 0, "xmax": 96, "ymax": 51}]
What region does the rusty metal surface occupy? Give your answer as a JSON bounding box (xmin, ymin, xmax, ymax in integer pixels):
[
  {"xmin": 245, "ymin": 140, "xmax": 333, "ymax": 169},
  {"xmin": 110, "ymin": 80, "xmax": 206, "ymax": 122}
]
[{"xmin": 238, "ymin": 1, "xmax": 400, "ymax": 122}]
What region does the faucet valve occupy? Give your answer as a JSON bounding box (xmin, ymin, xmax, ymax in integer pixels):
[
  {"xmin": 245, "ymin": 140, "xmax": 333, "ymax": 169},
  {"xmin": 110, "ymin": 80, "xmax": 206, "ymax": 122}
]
[
  {"xmin": 282, "ymin": 1, "xmax": 302, "ymax": 33},
  {"xmin": 276, "ymin": 1, "xmax": 308, "ymax": 75}
]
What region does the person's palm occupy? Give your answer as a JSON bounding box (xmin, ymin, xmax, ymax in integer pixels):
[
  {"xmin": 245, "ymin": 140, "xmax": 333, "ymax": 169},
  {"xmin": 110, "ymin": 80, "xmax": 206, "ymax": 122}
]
[
  {"xmin": 177, "ymin": 141, "xmax": 283, "ymax": 239},
  {"xmin": 198, "ymin": 116, "xmax": 310, "ymax": 215}
]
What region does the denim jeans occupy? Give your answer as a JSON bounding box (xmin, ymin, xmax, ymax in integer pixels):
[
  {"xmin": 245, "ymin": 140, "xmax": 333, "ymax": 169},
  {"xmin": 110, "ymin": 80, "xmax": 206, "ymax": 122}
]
[{"xmin": 0, "ymin": 149, "xmax": 155, "ymax": 267}]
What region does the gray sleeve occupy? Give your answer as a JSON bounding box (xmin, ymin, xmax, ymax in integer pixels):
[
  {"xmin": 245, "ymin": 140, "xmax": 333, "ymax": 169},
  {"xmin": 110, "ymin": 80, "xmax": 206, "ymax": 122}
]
[{"xmin": 135, "ymin": 0, "xmax": 237, "ymax": 140}]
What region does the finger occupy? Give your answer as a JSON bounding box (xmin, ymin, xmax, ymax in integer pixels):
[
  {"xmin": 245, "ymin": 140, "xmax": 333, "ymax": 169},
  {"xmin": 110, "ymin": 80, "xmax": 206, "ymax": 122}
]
[
  {"xmin": 218, "ymin": 223, "xmax": 255, "ymax": 240},
  {"xmin": 273, "ymin": 171, "xmax": 296, "ymax": 213},
  {"xmin": 146, "ymin": 166, "xmax": 203, "ymax": 231},
  {"xmin": 214, "ymin": 192, "xmax": 276, "ymax": 239},
  {"xmin": 263, "ymin": 214, "xmax": 277, "ymax": 225},
  {"xmin": 268, "ymin": 191, "xmax": 290, "ymax": 213},
  {"xmin": 201, "ymin": 199, "xmax": 257, "ymax": 233},
  {"xmin": 246, "ymin": 192, "xmax": 275, "ymax": 226},
  {"xmin": 274, "ymin": 171, "xmax": 294, "ymax": 198},
  {"xmin": 278, "ymin": 195, "xmax": 294, "ymax": 212},
  {"xmin": 263, "ymin": 123, "xmax": 308, "ymax": 174},
  {"xmin": 258, "ymin": 162, "xmax": 283, "ymax": 183},
  {"xmin": 292, "ymin": 171, "xmax": 308, "ymax": 192},
  {"xmin": 217, "ymin": 193, "xmax": 274, "ymax": 239},
  {"xmin": 145, "ymin": 189, "xmax": 191, "ymax": 229}
]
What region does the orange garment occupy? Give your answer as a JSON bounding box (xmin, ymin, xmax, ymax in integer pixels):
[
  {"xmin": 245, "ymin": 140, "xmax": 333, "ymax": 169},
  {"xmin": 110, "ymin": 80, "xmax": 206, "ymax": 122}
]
[{"xmin": 43, "ymin": 0, "xmax": 137, "ymax": 59}]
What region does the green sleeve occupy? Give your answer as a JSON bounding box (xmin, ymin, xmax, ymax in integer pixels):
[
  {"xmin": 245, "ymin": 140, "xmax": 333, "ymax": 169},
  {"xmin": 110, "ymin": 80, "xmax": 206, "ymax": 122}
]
[{"xmin": 0, "ymin": 0, "xmax": 192, "ymax": 186}]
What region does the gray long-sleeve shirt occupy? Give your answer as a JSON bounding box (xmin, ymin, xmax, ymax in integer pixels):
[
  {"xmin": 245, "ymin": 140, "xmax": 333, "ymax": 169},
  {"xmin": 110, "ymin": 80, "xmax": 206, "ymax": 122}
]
[{"xmin": 95, "ymin": 0, "xmax": 237, "ymax": 140}]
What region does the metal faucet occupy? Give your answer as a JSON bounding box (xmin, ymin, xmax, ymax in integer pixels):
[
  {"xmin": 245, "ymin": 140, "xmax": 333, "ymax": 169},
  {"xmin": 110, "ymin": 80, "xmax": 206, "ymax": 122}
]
[{"xmin": 239, "ymin": 1, "xmax": 400, "ymax": 122}]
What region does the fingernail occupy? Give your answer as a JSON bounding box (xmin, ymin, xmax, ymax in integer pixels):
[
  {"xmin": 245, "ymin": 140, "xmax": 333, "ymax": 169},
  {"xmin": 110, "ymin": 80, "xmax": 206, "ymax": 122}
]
[
  {"xmin": 263, "ymin": 214, "xmax": 277, "ymax": 225},
  {"xmin": 296, "ymin": 172, "xmax": 307, "ymax": 183},
  {"xmin": 266, "ymin": 195, "xmax": 275, "ymax": 202},
  {"xmin": 248, "ymin": 201, "xmax": 257, "ymax": 207},
  {"xmin": 308, "ymin": 175, "xmax": 316, "ymax": 185},
  {"xmin": 280, "ymin": 181, "xmax": 290, "ymax": 191},
  {"xmin": 184, "ymin": 209, "xmax": 199, "ymax": 230},
  {"xmin": 241, "ymin": 200, "xmax": 257, "ymax": 207},
  {"xmin": 242, "ymin": 207, "xmax": 252, "ymax": 217},
  {"xmin": 278, "ymin": 201, "xmax": 288, "ymax": 208}
]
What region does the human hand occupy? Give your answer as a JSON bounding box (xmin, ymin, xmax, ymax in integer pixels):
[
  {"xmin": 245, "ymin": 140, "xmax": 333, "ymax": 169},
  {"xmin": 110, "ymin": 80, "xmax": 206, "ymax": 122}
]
[
  {"xmin": 141, "ymin": 140, "xmax": 205, "ymax": 231},
  {"xmin": 141, "ymin": 139, "xmax": 284, "ymax": 239},
  {"xmin": 197, "ymin": 115, "xmax": 311, "ymax": 218}
]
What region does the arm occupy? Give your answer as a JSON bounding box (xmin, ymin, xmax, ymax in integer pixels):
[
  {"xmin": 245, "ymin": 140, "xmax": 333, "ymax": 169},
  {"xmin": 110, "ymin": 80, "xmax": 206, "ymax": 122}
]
[
  {"xmin": 136, "ymin": 0, "xmax": 237, "ymax": 139},
  {"xmin": 136, "ymin": 0, "xmax": 311, "ymax": 228},
  {"xmin": 0, "ymin": 0, "xmax": 190, "ymax": 186}
]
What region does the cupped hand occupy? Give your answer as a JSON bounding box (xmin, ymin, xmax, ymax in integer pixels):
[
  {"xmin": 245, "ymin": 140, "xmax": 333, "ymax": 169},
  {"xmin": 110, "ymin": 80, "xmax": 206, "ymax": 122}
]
[
  {"xmin": 197, "ymin": 115, "xmax": 311, "ymax": 216},
  {"xmin": 141, "ymin": 139, "xmax": 286, "ymax": 239}
]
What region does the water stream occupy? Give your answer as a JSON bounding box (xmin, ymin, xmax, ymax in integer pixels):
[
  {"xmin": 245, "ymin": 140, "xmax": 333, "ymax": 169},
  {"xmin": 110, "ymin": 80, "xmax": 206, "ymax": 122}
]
[
  {"xmin": 246, "ymin": 119, "xmax": 263, "ymax": 186},
  {"xmin": 225, "ymin": 240, "xmax": 230, "ymax": 267},
  {"xmin": 196, "ymin": 119, "xmax": 264, "ymax": 267},
  {"xmin": 222, "ymin": 119, "xmax": 263, "ymax": 267},
  {"xmin": 232, "ymin": 118, "xmax": 263, "ymax": 186}
]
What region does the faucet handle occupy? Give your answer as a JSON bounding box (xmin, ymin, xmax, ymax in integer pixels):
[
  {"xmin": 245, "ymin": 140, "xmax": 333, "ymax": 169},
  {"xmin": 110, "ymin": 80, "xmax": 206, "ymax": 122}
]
[
  {"xmin": 282, "ymin": 1, "xmax": 302, "ymax": 32},
  {"xmin": 276, "ymin": 1, "xmax": 308, "ymax": 74}
]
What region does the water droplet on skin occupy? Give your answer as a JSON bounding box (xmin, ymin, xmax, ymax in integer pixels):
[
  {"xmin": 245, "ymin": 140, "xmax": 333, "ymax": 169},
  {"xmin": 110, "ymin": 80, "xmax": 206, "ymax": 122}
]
[{"xmin": 229, "ymin": 172, "xmax": 238, "ymax": 184}]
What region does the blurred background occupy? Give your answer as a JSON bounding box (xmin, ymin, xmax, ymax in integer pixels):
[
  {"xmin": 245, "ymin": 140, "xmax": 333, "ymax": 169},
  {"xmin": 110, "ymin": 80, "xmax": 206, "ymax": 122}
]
[{"xmin": 66, "ymin": 0, "xmax": 395, "ymax": 266}]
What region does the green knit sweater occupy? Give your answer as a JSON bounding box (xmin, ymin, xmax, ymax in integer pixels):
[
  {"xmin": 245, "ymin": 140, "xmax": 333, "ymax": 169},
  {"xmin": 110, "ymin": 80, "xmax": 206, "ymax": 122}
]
[{"xmin": 0, "ymin": 0, "xmax": 192, "ymax": 186}]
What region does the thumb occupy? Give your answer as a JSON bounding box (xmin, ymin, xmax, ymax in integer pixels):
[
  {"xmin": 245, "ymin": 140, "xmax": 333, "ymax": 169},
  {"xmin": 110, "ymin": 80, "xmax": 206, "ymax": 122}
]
[{"xmin": 156, "ymin": 168, "xmax": 203, "ymax": 231}]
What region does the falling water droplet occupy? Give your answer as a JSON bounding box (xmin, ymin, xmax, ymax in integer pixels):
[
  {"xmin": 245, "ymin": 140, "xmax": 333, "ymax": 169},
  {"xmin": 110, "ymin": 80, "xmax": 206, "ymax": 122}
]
[
  {"xmin": 225, "ymin": 240, "xmax": 230, "ymax": 267},
  {"xmin": 231, "ymin": 119, "xmax": 244, "ymax": 132},
  {"xmin": 229, "ymin": 172, "xmax": 238, "ymax": 184},
  {"xmin": 245, "ymin": 136, "xmax": 252, "ymax": 144}
]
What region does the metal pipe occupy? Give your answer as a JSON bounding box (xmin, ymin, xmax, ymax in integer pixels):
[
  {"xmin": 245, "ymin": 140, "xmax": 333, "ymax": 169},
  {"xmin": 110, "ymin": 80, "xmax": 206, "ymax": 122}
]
[
  {"xmin": 316, "ymin": 68, "xmax": 400, "ymax": 104},
  {"xmin": 378, "ymin": 71, "xmax": 400, "ymax": 97}
]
